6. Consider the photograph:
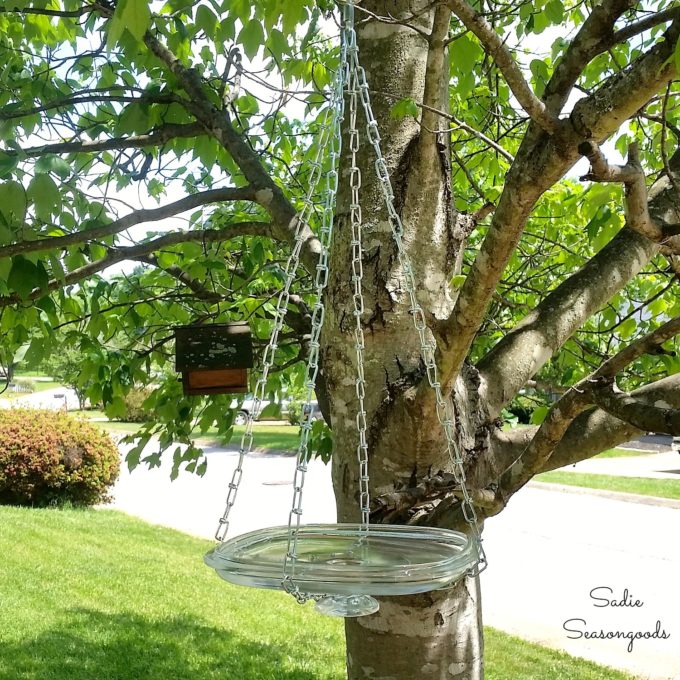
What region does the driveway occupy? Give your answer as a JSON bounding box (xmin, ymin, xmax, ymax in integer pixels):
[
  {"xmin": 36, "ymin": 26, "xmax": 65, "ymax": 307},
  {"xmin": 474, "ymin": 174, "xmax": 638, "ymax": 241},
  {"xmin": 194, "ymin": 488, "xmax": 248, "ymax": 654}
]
[{"xmin": 108, "ymin": 442, "xmax": 679, "ymax": 680}]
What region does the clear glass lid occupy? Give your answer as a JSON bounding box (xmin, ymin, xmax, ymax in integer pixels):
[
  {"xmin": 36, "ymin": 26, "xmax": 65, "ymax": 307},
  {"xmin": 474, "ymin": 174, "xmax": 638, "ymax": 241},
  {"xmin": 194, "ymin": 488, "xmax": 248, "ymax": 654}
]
[{"xmin": 204, "ymin": 523, "xmax": 477, "ymax": 598}]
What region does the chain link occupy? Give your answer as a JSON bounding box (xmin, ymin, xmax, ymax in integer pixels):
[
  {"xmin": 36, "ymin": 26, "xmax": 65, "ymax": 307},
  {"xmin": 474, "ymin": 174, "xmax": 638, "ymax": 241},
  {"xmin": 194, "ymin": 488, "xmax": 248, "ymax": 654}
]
[
  {"xmin": 347, "ymin": 49, "xmax": 371, "ymax": 531},
  {"xmin": 344, "ymin": 3, "xmax": 487, "ymax": 574},
  {"xmin": 213, "ymin": 68, "xmax": 341, "ymax": 544},
  {"xmin": 281, "ymin": 35, "xmax": 348, "ymax": 601}
]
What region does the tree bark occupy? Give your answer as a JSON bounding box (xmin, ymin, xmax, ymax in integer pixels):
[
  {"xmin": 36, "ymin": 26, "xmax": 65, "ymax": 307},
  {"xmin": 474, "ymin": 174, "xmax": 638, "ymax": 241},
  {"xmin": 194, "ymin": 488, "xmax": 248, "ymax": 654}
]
[
  {"xmin": 345, "ymin": 578, "xmax": 483, "ymax": 680},
  {"xmin": 323, "ymin": 3, "xmax": 484, "ymax": 678}
]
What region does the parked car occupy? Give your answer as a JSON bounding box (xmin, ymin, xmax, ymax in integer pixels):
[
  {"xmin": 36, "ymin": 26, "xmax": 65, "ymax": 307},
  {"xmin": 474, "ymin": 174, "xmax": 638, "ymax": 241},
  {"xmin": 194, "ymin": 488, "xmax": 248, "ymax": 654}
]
[
  {"xmin": 231, "ymin": 398, "xmax": 322, "ymax": 425},
  {"xmin": 231, "ymin": 398, "xmax": 291, "ymax": 425}
]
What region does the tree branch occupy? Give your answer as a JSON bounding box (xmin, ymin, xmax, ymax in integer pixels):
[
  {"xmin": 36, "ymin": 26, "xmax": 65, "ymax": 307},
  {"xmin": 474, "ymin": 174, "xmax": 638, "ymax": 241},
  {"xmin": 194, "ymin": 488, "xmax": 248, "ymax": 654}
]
[
  {"xmin": 546, "ymin": 372, "xmax": 680, "ymax": 471},
  {"xmin": 0, "ymin": 186, "xmax": 260, "ymax": 260},
  {"xmin": 9, "ymin": 122, "xmax": 205, "ymax": 158},
  {"xmin": 446, "ymin": 0, "xmax": 560, "ymax": 134},
  {"xmin": 493, "ymin": 315, "xmax": 680, "ymax": 502},
  {"xmin": 542, "ymin": 0, "xmax": 637, "ymax": 113},
  {"xmin": 0, "ymin": 4, "xmax": 99, "ymax": 18},
  {"xmin": 591, "ymin": 384, "xmax": 680, "ymax": 435},
  {"xmin": 579, "ymin": 140, "xmax": 668, "ymax": 241},
  {"xmin": 139, "ymin": 29, "xmax": 322, "ymax": 275},
  {"xmin": 440, "ymin": 18, "xmax": 680, "ymax": 392},
  {"xmin": 0, "ymin": 222, "xmax": 272, "ymax": 307},
  {"xmin": 134, "ymin": 254, "xmax": 222, "ymax": 302},
  {"xmin": 610, "ymin": 6, "xmax": 680, "ymax": 47},
  {"xmin": 0, "ymin": 91, "xmax": 180, "ymax": 121}
]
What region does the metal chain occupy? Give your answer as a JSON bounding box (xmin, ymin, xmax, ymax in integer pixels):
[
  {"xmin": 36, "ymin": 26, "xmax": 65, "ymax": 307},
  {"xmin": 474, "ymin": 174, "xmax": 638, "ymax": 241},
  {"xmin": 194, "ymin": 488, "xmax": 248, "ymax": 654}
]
[
  {"xmin": 347, "ymin": 52, "xmax": 371, "ymax": 531},
  {"xmin": 218, "ymin": 0, "xmax": 485, "ymax": 585},
  {"xmin": 343, "ymin": 1, "xmax": 487, "ymax": 574},
  {"xmin": 281, "ymin": 39, "xmax": 348, "ymax": 603},
  {"xmin": 213, "ymin": 78, "xmax": 341, "ymax": 543}
]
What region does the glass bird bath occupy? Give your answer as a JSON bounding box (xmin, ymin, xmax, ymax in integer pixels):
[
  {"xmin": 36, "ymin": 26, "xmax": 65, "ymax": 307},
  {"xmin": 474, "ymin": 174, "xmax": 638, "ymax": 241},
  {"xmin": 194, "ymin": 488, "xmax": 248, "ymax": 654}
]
[{"xmin": 205, "ymin": 523, "xmax": 478, "ymax": 617}]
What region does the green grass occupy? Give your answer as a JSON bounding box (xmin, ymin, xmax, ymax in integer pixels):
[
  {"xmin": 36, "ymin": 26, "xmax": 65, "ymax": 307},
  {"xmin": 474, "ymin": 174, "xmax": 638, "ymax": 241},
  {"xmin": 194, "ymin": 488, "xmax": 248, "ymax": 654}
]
[
  {"xmin": 537, "ymin": 471, "xmax": 680, "ymax": 500},
  {"xmin": 83, "ymin": 413, "xmax": 301, "ymax": 450},
  {"xmin": 0, "ymin": 506, "xmax": 634, "ymax": 680},
  {"xmin": 0, "ymin": 380, "xmax": 62, "ymax": 399},
  {"xmin": 229, "ymin": 424, "xmax": 300, "ymax": 451},
  {"xmin": 595, "ymin": 448, "xmax": 653, "ymax": 458}
]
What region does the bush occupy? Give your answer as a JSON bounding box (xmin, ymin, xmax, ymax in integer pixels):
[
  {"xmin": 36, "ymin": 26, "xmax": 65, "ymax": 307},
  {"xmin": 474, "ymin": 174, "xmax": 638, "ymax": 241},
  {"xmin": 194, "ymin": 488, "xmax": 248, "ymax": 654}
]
[
  {"xmin": 13, "ymin": 378, "xmax": 35, "ymax": 393},
  {"xmin": 120, "ymin": 388, "xmax": 153, "ymax": 423},
  {"xmin": 286, "ymin": 399, "xmax": 304, "ymax": 426},
  {"xmin": 0, "ymin": 409, "xmax": 120, "ymax": 507}
]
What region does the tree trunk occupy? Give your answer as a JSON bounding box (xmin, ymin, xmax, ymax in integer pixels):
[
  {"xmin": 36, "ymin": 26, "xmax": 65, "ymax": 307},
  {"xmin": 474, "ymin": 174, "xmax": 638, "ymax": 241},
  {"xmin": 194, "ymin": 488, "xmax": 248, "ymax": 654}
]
[
  {"xmin": 345, "ymin": 579, "xmax": 484, "ymax": 680},
  {"xmin": 322, "ymin": 4, "xmax": 486, "ymax": 678}
]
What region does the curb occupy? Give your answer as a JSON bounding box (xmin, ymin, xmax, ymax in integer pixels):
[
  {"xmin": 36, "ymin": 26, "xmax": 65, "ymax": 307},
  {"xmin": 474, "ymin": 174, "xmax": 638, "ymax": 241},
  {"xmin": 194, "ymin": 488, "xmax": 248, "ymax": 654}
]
[{"xmin": 528, "ymin": 481, "xmax": 680, "ymax": 510}]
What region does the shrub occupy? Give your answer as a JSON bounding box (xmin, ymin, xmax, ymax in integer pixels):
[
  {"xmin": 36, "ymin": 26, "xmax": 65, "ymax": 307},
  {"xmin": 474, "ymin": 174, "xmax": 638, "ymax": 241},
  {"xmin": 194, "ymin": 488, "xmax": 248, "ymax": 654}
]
[
  {"xmin": 12, "ymin": 378, "xmax": 35, "ymax": 394},
  {"xmin": 287, "ymin": 399, "xmax": 304, "ymax": 426},
  {"xmin": 120, "ymin": 388, "xmax": 153, "ymax": 423},
  {"xmin": 0, "ymin": 409, "xmax": 120, "ymax": 507}
]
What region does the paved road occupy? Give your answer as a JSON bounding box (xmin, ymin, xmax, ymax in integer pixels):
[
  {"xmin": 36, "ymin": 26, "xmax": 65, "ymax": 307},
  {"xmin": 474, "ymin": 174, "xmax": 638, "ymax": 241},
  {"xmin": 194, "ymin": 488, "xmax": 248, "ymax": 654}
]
[
  {"xmin": 567, "ymin": 450, "xmax": 680, "ymax": 480},
  {"xmin": 482, "ymin": 487, "xmax": 679, "ymax": 680},
  {"xmin": 109, "ymin": 443, "xmax": 336, "ymax": 539},
  {"xmin": 108, "ymin": 443, "xmax": 679, "ymax": 679},
  {"xmin": 0, "ymin": 386, "xmax": 80, "ymax": 410}
]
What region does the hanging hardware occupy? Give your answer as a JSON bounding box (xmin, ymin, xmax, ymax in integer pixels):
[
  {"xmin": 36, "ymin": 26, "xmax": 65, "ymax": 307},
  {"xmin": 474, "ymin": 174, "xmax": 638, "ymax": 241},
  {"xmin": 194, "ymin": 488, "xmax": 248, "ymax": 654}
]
[{"xmin": 204, "ymin": 0, "xmax": 486, "ymax": 617}]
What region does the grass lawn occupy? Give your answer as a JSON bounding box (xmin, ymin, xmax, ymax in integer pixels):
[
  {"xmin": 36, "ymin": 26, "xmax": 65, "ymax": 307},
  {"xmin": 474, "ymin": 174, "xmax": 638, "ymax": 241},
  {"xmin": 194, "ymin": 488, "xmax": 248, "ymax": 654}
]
[
  {"xmin": 0, "ymin": 380, "xmax": 62, "ymax": 399},
  {"xmin": 83, "ymin": 412, "xmax": 302, "ymax": 450},
  {"xmin": 229, "ymin": 424, "xmax": 301, "ymax": 451},
  {"xmin": 0, "ymin": 506, "xmax": 634, "ymax": 680},
  {"xmin": 595, "ymin": 448, "xmax": 653, "ymax": 458},
  {"xmin": 536, "ymin": 471, "xmax": 680, "ymax": 500}
]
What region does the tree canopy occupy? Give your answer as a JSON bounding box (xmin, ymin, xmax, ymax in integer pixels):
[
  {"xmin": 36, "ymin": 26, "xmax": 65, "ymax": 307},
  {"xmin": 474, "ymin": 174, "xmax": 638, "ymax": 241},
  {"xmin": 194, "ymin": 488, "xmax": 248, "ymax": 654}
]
[{"xmin": 0, "ymin": 0, "xmax": 679, "ymax": 485}]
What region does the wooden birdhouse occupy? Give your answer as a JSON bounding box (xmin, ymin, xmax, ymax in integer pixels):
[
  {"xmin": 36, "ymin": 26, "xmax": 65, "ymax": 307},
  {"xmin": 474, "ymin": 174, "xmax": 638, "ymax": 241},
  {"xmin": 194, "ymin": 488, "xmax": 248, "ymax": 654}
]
[{"xmin": 174, "ymin": 323, "xmax": 253, "ymax": 396}]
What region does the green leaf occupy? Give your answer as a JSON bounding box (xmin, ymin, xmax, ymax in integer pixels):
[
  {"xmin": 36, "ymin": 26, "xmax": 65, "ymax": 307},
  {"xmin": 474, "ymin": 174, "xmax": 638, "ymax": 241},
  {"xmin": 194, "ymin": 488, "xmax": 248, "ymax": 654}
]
[
  {"xmin": 23, "ymin": 337, "xmax": 46, "ymax": 367},
  {"xmin": 618, "ymin": 317, "xmax": 637, "ymax": 339},
  {"xmin": 529, "ymin": 59, "xmax": 550, "ymax": 97},
  {"xmin": 7, "ymin": 256, "xmax": 46, "ymax": 299},
  {"xmin": 675, "ymin": 36, "xmax": 680, "ymax": 75},
  {"xmin": 585, "ymin": 206, "xmax": 611, "ymax": 242},
  {"xmin": 0, "ymin": 152, "xmax": 18, "ymax": 179},
  {"xmin": 35, "ymin": 154, "xmax": 71, "ymax": 180},
  {"xmin": 266, "ymin": 28, "xmax": 289, "ymax": 58},
  {"xmin": 450, "ymin": 274, "xmax": 466, "ymax": 289},
  {"xmin": 107, "ymin": 12, "xmax": 125, "ymax": 49},
  {"xmin": 390, "ymin": 97, "xmax": 420, "ymax": 120},
  {"xmin": 545, "ymin": 0, "xmax": 565, "ymax": 24},
  {"xmin": 530, "ymin": 405, "xmax": 549, "ymax": 425},
  {"xmin": 195, "ymin": 4, "xmax": 217, "ymax": 36},
  {"xmin": 123, "ymin": 0, "xmax": 150, "ymax": 42},
  {"xmin": 0, "ymin": 181, "xmax": 26, "ymax": 226},
  {"xmin": 239, "ymin": 19, "xmax": 264, "ymax": 60},
  {"xmin": 28, "ymin": 174, "xmax": 61, "ymax": 221}
]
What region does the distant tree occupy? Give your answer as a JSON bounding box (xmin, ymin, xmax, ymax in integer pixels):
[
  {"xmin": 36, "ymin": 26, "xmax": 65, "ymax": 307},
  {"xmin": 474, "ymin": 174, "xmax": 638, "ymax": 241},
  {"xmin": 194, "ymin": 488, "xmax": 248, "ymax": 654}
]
[{"xmin": 43, "ymin": 345, "xmax": 93, "ymax": 409}]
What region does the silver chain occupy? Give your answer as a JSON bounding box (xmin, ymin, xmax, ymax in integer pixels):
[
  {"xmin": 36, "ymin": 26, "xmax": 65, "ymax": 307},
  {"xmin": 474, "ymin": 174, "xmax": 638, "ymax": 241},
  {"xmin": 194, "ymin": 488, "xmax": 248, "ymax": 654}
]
[
  {"xmin": 281, "ymin": 37, "xmax": 348, "ymax": 603},
  {"xmin": 343, "ymin": 2, "xmax": 487, "ymax": 574},
  {"xmin": 216, "ymin": 0, "xmax": 485, "ymax": 585},
  {"xmin": 213, "ymin": 75, "xmax": 340, "ymax": 543},
  {"xmin": 347, "ymin": 53, "xmax": 371, "ymax": 531}
]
